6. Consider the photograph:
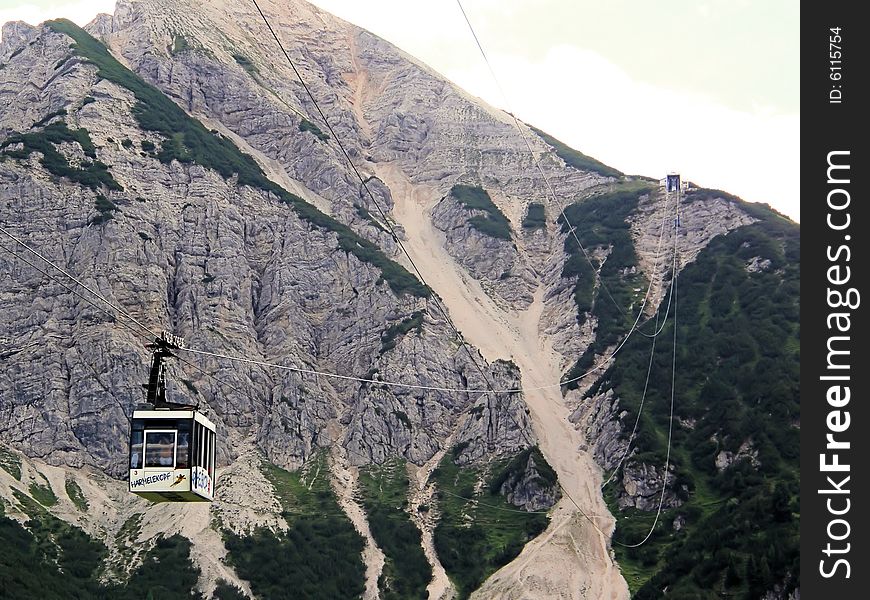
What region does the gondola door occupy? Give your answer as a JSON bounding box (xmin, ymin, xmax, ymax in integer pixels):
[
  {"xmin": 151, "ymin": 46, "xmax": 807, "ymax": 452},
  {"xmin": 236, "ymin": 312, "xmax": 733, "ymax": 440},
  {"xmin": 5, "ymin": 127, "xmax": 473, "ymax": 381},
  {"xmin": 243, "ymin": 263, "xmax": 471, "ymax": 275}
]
[{"xmin": 190, "ymin": 414, "xmax": 215, "ymax": 500}]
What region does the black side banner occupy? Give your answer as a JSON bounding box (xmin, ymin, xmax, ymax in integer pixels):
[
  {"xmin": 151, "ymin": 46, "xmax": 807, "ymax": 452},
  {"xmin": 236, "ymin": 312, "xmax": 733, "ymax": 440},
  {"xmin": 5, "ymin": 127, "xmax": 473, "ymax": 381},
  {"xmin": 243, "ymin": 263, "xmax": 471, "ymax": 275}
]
[{"xmin": 802, "ymin": 4, "xmax": 868, "ymax": 597}]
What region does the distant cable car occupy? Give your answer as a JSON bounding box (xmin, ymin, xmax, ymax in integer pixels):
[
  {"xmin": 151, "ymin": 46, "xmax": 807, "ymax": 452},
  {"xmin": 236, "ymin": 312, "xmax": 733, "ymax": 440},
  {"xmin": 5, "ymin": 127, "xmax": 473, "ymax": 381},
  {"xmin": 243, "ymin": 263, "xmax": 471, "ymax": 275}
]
[
  {"xmin": 128, "ymin": 333, "xmax": 216, "ymax": 502},
  {"xmin": 666, "ymin": 173, "xmax": 681, "ymax": 193}
]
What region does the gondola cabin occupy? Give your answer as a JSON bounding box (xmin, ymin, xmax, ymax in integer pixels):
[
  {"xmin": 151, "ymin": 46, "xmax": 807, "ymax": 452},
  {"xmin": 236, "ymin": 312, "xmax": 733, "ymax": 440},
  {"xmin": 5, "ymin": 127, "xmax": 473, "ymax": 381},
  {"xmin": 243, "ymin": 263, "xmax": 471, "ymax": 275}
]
[{"xmin": 129, "ymin": 408, "xmax": 216, "ymax": 502}]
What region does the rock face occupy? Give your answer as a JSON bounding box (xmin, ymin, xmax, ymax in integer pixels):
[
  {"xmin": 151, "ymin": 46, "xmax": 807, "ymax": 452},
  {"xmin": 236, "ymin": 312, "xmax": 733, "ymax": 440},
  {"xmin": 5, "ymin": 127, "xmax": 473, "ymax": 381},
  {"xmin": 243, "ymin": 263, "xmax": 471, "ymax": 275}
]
[
  {"xmin": 498, "ymin": 451, "xmax": 561, "ymax": 512},
  {"xmin": 0, "ymin": 4, "xmax": 533, "ymax": 478},
  {"xmin": 618, "ymin": 462, "xmax": 683, "ymax": 511},
  {"xmin": 0, "ymin": 1, "xmax": 780, "ymax": 598},
  {"xmin": 714, "ymin": 439, "xmax": 760, "ymax": 472},
  {"xmin": 1, "ymin": 21, "xmax": 38, "ymax": 55},
  {"xmin": 570, "ymin": 389, "xmax": 626, "ymax": 470},
  {"xmin": 431, "ymin": 190, "xmax": 534, "ymax": 310},
  {"xmin": 442, "ymin": 359, "xmax": 529, "ymax": 466},
  {"xmin": 627, "ymin": 188, "xmax": 757, "ymax": 317}
]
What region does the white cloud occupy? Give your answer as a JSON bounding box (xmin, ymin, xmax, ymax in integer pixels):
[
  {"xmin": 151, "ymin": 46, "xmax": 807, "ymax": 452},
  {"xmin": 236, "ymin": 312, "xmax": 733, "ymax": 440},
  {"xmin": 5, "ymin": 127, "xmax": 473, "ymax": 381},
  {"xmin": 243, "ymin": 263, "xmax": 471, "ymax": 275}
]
[
  {"xmin": 445, "ymin": 45, "xmax": 800, "ymax": 221},
  {"xmin": 0, "ymin": 0, "xmax": 115, "ymax": 34},
  {"xmin": 1, "ymin": 0, "xmax": 799, "ymax": 222}
]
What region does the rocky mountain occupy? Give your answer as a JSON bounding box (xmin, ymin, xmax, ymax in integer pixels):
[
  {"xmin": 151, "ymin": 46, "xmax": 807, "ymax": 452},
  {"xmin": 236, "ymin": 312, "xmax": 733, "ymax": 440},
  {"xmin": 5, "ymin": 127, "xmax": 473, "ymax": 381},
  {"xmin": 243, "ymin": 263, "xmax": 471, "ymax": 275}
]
[{"xmin": 0, "ymin": 1, "xmax": 798, "ymax": 599}]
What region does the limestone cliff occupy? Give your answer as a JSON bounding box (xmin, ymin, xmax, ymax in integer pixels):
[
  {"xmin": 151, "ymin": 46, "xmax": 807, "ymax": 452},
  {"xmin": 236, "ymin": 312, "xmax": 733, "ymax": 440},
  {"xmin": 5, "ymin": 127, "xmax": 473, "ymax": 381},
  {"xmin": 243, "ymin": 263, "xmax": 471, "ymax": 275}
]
[{"xmin": 0, "ymin": 2, "xmax": 793, "ymax": 598}]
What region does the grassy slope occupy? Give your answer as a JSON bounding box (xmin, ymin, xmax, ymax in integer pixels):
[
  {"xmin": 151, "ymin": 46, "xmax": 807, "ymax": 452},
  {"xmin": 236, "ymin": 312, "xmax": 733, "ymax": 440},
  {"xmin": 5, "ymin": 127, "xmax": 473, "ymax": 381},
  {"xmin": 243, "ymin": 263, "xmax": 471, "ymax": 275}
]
[
  {"xmin": 358, "ymin": 460, "xmax": 431, "ymax": 600},
  {"xmin": 223, "ymin": 456, "xmax": 366, "ymax": 600},
  {"xmin": 528, "ymin": 125, "xmax": 623, "ymax": 179},
  {"xmin": 0, "ymin": 447, "xmax": 22, "ymax": 480},
  {"xmin": 1, "ymin": 487, "xmax": 204, "ymax": 599},
  {"xmin": 43, "ymin": 19, "xmax": 428, "ymax": 298},
  {"xmin": 1, "ymin": 121, "xmax": 122, "ymax": 191},
  {"xmin": 431, "ymin": 447, "xmax": 553, "ymax": 599},
  {"xmin": 521, "ymin": 202, "xmax": 546, "ymax": 230},
  {"xmin": 450, "ymin": 184, "xmax": 512, "ymax": 241},
  {"xmin": 559, "ymin": 185, "xmax": 654, "ymax": 388},
  {"xmin": 380, "ymin": 310, "xmax": 425, "ymax": 354},
  {"xmin": 581, "ymin": 198, "xmax": 800, "ymax": 598}
]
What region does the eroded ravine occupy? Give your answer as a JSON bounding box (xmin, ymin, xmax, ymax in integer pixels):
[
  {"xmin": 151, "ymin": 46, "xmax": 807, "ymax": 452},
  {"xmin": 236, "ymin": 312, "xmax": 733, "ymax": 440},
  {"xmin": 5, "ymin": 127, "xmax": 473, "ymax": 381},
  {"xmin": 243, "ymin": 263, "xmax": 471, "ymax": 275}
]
[
  {"xmin": 374, "ymin": 163, "xmax": 629, "ymax": 600},
  {"xmin": 408, "ymin": 448, "xmax": 456, "ymax": 600},
  {"xmin": 330, "ymin": 448, "xmax": 387, "ymax": 600}
]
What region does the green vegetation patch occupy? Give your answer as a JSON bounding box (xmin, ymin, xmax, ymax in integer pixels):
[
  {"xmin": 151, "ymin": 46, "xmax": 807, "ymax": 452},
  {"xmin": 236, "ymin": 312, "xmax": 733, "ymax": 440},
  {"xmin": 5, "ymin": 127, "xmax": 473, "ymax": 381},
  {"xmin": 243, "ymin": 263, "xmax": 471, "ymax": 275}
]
[
  {"xmin": 299, "ymin": 118, "xmax": 329, "ymax": 141},
  {"xmin": 354, "ymin": 203, "xmax": 389, "ymax": 233},
  {"xmin": 232, "ymin": 53, "xmax": 258, "ymax": 76},
  {"xmin": 0, "ymin": 446, "xmax": 22, "ymax": 479},
  {"xmin": 733, "ymin": 197, "xmax": 796, "ymax": 225},
  {"xmin": 33, "ymin": 109, "xmax": 68, "ymax": 128},
  {"xmin": 594, "ymin": 214, "xmax": 800, "ymax": 598},
  {"xmin": 380, "ymin": 310, "xmax": 425, "ymax": 354},
  {"xmin": 528, "ymin": 124, "xmax": 623, "ymax": 179},
  {"xmin": 683, "ymin": 186, "xmax": 741, "ymax": 205},
  {"xmin": 29, "ymin": 475, "xmax": 58, "ymax": 508},
  {"xmin": 521, "ymin": 202, "xmax": 546, "ymax": 230},
  {"xmin": 1, "ymin": 489, "xmax": 108, "ymax": 599},
  {"xmin": 113, "ymin": 512, "xmax": 144, "ymax": 569},
  {"xmin": 432, "ymin": 448, "xmax": 552, "ymax": 598},
  {"xmin": 559, "ymin": 187, "xmax": 652, "ymax": 387},
  {"xmin": 686, "ymin": 188, "xmax": 797, "ymax": 227},
  {"xmin": 46, "ymin": 19, "xmax": 428, "ymax": 298},
  {"xmin": 91, "ymin": 193, "xmax": 119, "ymax": 225},
  {"xmin": 64, "ymin": 478, "xmax": 89, "ymax": 512},
  {"xmin": 224, "ymin": 456, "xmax": 365, "ymax": 600},
  {"xmin": 1, "ymin": 120, "xmax": 122, "ymax": 191},
  {"xmin": 118, "ymin": 535, "xmax": 204, "ymax": 599},
  {"xmin": 181, "ymin": 378, "xmax": 199, "ymax": 395},
  {"xmin": 450, "ymin": 184, "xmax": 512, "ymax": 240},
  {"xmin": 358, "ymin": 460, "xmax": 431, "ymax": 600},
  {"xmin": 170, "ymin": 34, "xmax": 190, "ymax": 56},
  {"xmin": 488, "ymin": 446, "xmax": 557, "ymax": 495},
  {"xmin": 213, "ymin": 579, "xmax": 249, "ymax": 599}
]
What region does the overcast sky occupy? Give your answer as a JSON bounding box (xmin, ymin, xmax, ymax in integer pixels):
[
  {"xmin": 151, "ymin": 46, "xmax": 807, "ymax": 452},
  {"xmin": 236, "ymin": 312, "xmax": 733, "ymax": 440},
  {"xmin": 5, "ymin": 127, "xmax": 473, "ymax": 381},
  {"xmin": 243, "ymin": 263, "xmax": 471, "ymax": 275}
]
[{"xmin": 1, "ymin": 0, "xmax": 800, "ymax": 221}]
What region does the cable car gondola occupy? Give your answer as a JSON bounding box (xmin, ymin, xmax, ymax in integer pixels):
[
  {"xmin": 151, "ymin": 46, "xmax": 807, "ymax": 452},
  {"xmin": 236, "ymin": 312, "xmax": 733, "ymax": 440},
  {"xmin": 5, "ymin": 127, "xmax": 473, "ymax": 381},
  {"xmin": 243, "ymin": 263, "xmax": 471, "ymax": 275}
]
[{"xmin": 129, "ymin": 333, "xmax": 216, "ymax": 502}]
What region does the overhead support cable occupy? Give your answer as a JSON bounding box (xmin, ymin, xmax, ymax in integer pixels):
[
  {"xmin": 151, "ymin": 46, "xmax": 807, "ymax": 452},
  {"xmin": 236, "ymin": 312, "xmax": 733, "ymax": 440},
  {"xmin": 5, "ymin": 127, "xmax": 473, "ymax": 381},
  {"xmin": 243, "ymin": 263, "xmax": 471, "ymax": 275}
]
[
  {"xmin": 452, "ymin": 0, "xmax": 682, "ymax": 547},
  {"xmin": 248, "ymin": 0, "xmax": 503, "ymax": 406}
]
